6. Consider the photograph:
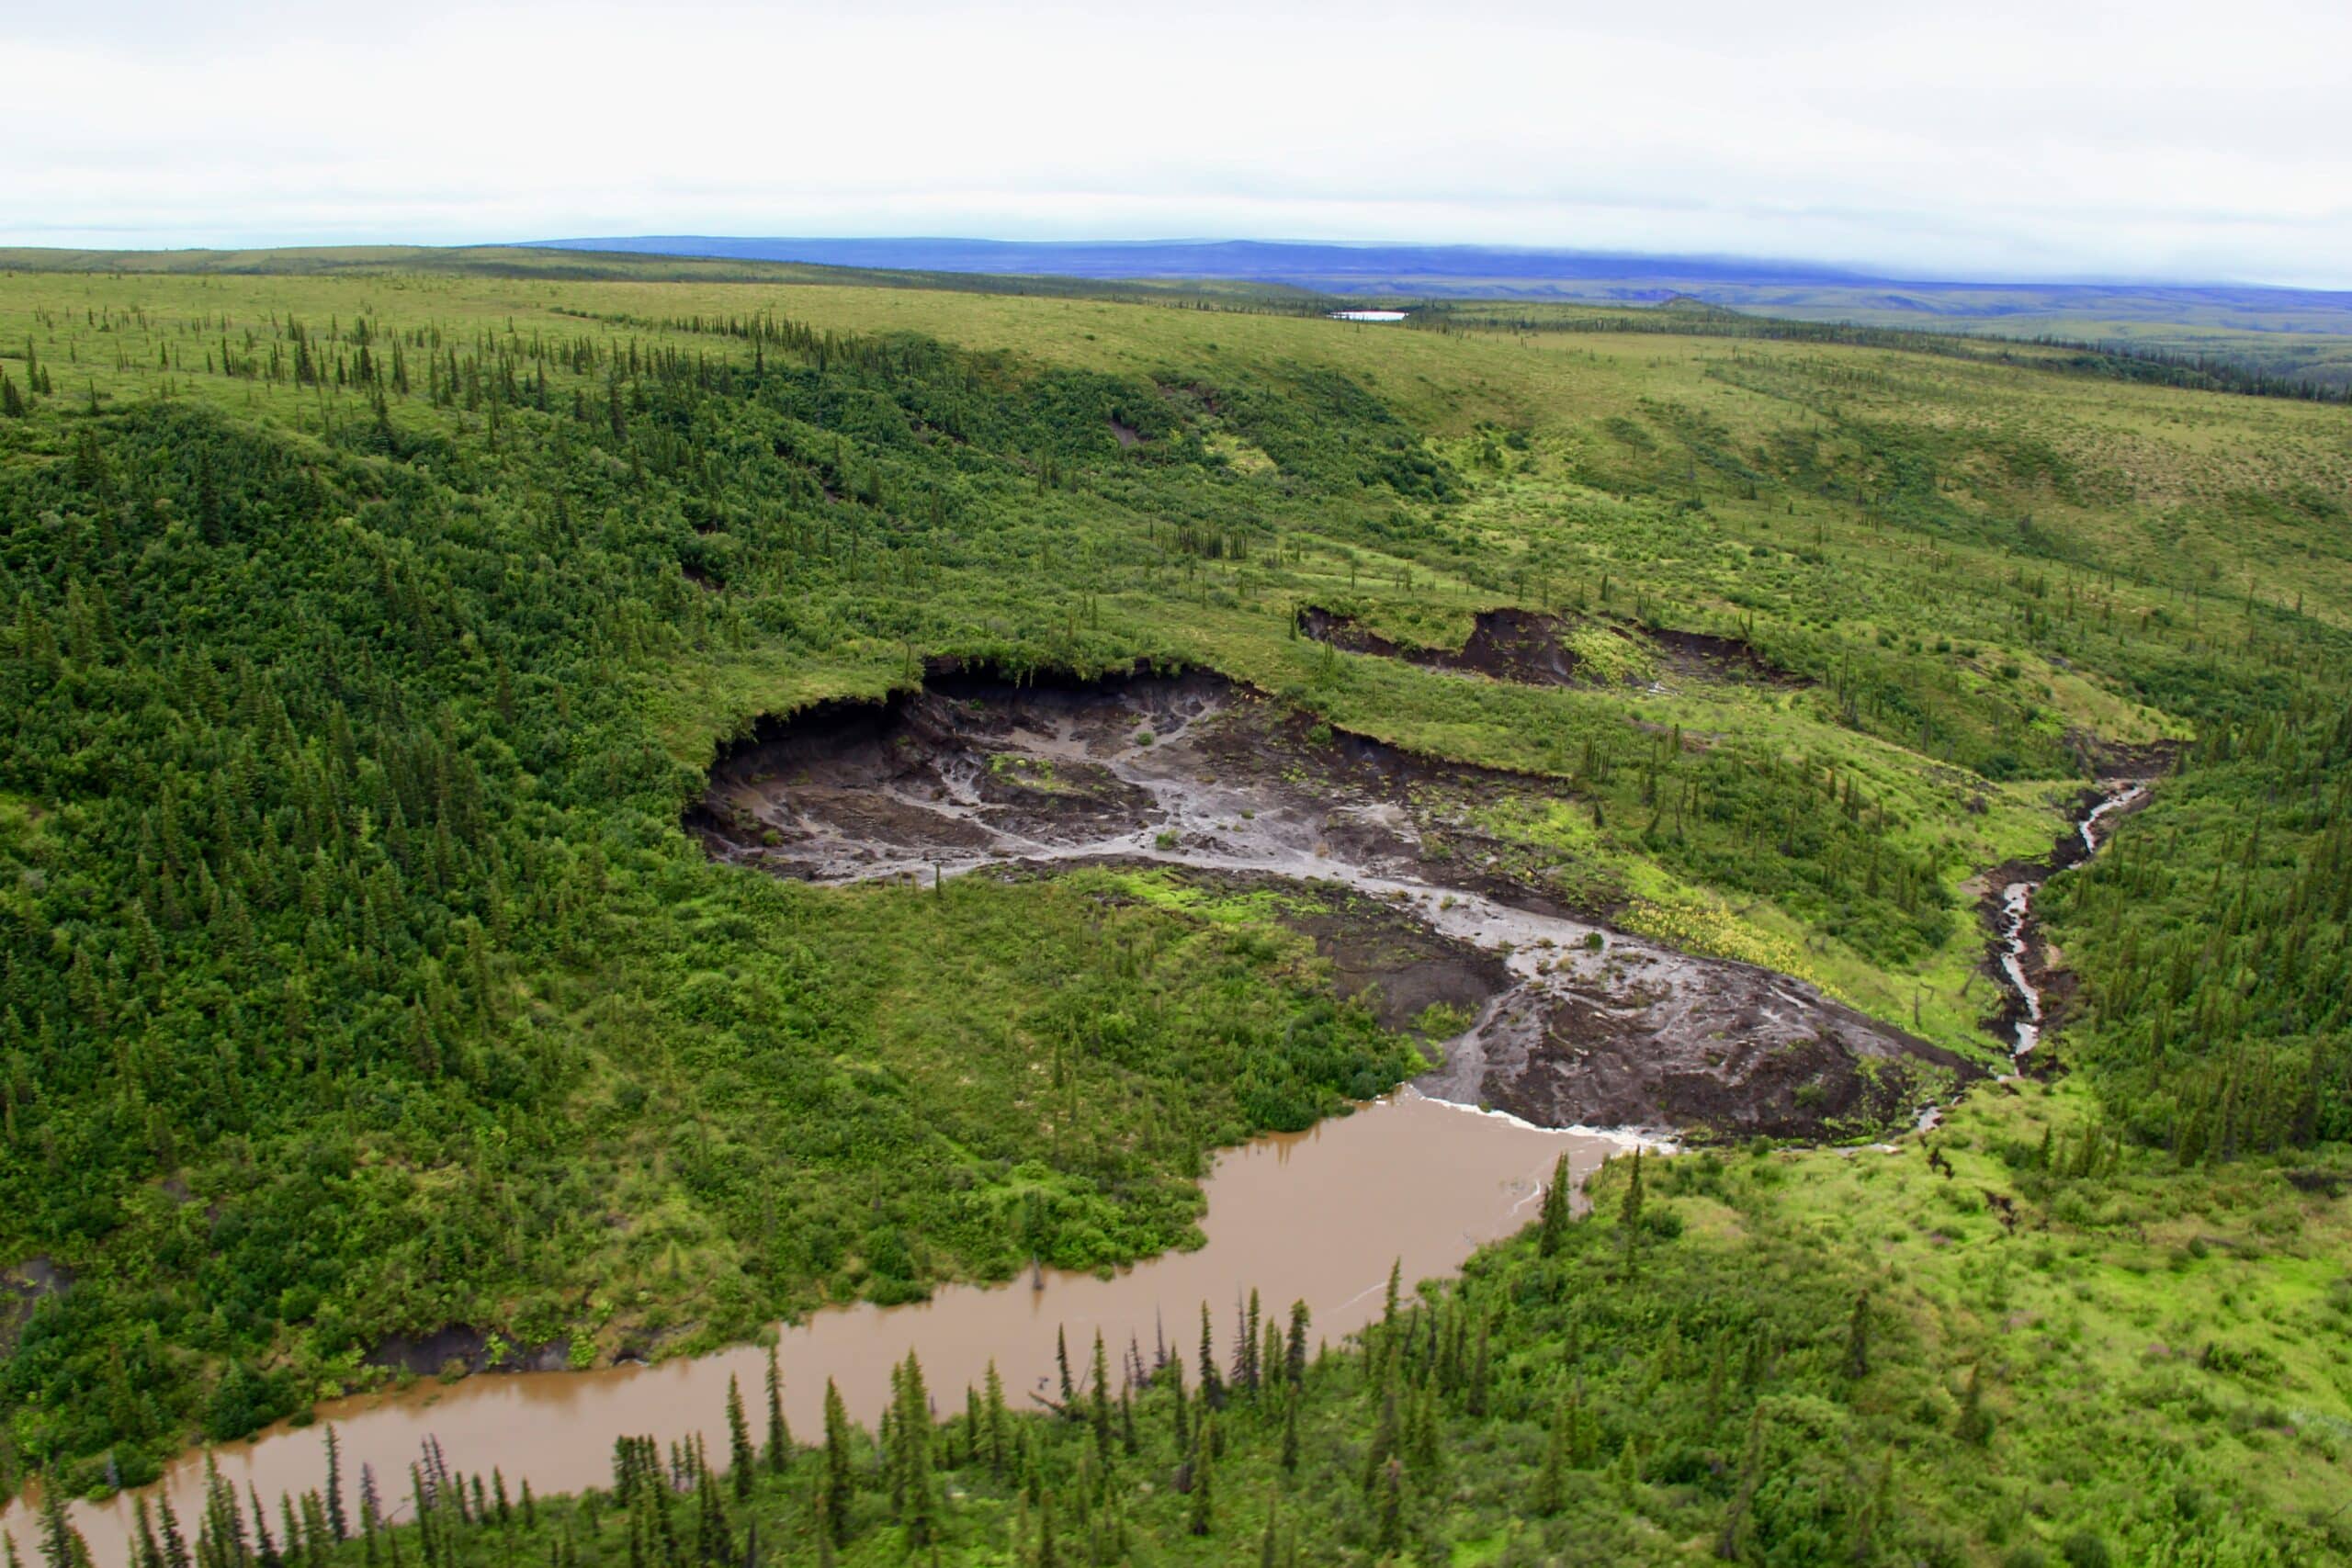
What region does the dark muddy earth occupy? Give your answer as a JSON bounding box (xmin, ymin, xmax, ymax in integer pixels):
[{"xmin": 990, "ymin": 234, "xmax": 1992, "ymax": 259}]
[
  {"xmin": 367, "ymin": 1325, "xmax": 576, "ymax": 1378},
  {"xmin": 1295, "ymin": 607, "xmax": 1808, "ymax": 691},
  {"xmin": 1296, "ymin": 606, "xmax": 1584, "ymax": 685},
  {"xmin": 693, "ymin": 668, "xmax": 1976, "ymax": 1141}
]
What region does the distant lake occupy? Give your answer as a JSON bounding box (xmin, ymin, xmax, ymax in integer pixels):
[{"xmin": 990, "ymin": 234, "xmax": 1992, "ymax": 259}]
[{"xmin": 1329, "ymin": 310, "xmax": 1408, "ymax": 321}]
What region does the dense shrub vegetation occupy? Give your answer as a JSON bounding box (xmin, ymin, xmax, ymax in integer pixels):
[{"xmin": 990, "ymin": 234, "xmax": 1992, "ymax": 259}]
[{"xmin": 1, "ymin": 255, "xmax": 2346, "ymax": 1558}]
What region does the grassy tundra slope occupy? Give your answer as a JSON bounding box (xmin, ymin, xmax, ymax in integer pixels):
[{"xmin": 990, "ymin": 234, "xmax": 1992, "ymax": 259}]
[
  {"xmin": 1, "ymin": 252, "xmax": 2347, "ymax": 1559},
  {"xmin": 500, "ymin": 235, "xmax": 2352, "ymax": 394}
]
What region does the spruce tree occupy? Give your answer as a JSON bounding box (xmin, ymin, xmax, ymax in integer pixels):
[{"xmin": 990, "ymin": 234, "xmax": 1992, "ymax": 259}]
[
  {"xmin": 157, "ymin": 1495, "xmax": 192, "ymax": 1568},
  {"xmin": 810, "ymin": 1481, "xmax": 836, "ymax": 1568},
  {"xmin": 134, "ymin": 1498, "xmax": 165, "ymax": 1568},
  {"xmin": 1465, "ymin": 1316, "xmax": 1491, "ymax": 1417},
  {"xmin": 1197, "ymin": 1303, "xmax": 1225, "ymax": 1409},
  {"xmin": 248, "ymin": 1487, "xmax": 279, "ymax": 1568},
  {"xmin": 1035, "ymin": 1494, "xmax": 1057, "ymax": 1568},
  {"xmin": 36, "ymin": 1474, "xmax": 92, "ymax": 1568},
  {"xmin": 1717, "ymin": 1409, "xmax": 1766, "ymax": 1561},
  {"xmin": 1362, "ymin": 1389, "xmax": 1398, "ymax": 1493},
  {"xmin": 1087, "ymin": 1333, "xmax": 1114, "ymax": 1461},
  {"xmin": 820, "ymin": 1379, "xmax": 854, "ymax": 1546},
  {"xmin": 895, "ymin": 1353, "xmax": 935, "ymax": 1547},
  {"xmin": 324, "ymin": 1427, "xmax": 348, "ymax": 1541},
  {"xmin": 1536, "ymin": 1391, "xmax": 1569, "ymax": 1514},
  {"xmin": 763, "ymin": 1347, "xmax": 790, "ymax": 1474},
  {"xmin": 726, "ymin": 1374, "xmax": 755, "ymax": 1499},
  {"xmin": 1539, "ymin": 1151, "xmax": 1573, "ymax": 1258},
  {"xmin": 984, "ymin": 1360, "xmax": 1011, "ymax": 1476}
]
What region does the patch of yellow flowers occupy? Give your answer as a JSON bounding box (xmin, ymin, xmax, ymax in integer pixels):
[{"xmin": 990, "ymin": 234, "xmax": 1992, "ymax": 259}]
[{"xmin": 1621, "ymin": 896, "xmax": 1849, "ymax": 1002}]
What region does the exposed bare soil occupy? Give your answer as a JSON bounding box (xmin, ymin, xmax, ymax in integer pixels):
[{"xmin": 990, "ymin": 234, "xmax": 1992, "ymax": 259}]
[
  {"xmin": 2064, "ymin": 731, "xmax": 2185, "ymax": 780},
  {"xmin": 1434, "ymin": 956, "xmax": 1975, "ymax": 1139},
  {"xmin": 1295, "ymin": 607, "xmax": 1805, "ymax": 690},
  {"xmin": 1296, "ymin": 606, "xmax": 1582, "ymax": 684},
  {"xmin": 1272, "ymin": 885, "xmax": 1511, "ymax": 1034},
  {"xmin": 693, "ymin": 668, "xmax": 1973, "ymax": 1141},
  {"xmin": 1647, "ymin": 626, "xmax": 1810, "ymax": 686},
  {"xmin": 366, "ymin": 1325, "xmax": 575, "ymax": 1377}
]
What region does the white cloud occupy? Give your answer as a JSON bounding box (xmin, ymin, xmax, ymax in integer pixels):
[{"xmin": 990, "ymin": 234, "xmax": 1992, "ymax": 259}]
[{"xmin": 7, "ymin": 0, "xmax": 2350, "ymax": 285}]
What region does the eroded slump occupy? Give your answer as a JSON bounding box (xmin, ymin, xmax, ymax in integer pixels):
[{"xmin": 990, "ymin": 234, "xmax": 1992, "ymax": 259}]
[
  {"xmin": 692, "ymin": 666, "xmax": 1974, "ymax": 1140},
  {"xmin": 1294, "ymin": 606, "xmax": 1810, "ymax": 690}
]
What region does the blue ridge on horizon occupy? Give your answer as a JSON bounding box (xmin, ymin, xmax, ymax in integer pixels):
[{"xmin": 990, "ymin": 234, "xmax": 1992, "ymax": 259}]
[{"xmin": 514, "ymin": 235, "xmax": 2352, "ymax": 307}]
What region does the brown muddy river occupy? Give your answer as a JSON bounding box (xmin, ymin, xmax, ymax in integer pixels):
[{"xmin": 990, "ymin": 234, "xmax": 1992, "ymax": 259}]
[{"xmin": 11, "ymin": 1092, "xmax": 1617, "ymax": 1563}]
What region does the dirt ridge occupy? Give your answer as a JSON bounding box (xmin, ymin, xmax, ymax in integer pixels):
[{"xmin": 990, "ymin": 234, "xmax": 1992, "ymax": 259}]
[{"xmin": 1295, "ymin": 605, "xmax": 1807, "ymax": 690}]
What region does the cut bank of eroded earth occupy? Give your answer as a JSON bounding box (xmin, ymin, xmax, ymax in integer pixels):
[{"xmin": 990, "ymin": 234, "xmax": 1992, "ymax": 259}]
[
  {"xmin": 1295, "ymin": 606, "xmax": 1809, "ymax": 691},
  {"xmin": 692, "ymin": 668, "xmax": 1977, "ymax": 1140}
]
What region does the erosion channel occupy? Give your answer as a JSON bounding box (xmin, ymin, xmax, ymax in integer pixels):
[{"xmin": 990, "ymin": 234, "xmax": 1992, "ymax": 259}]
[{"xmin": 1983, "ymin": 778, "xmax": 2155, "ymax": 1063}]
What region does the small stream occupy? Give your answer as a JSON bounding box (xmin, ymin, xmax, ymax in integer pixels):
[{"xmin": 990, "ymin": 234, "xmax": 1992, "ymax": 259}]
[
  {"xmin": 1991, "ymin": 784, "xmax": 2148, "ymax": 1062},
  {"xmin": 1996, "ymin": 879, "xmax": 2044, "ymax": 1055}
]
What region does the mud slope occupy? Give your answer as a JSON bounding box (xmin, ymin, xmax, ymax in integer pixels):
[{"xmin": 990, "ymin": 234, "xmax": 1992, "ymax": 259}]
[
  {"xmin": 694, "ymin": 668, "xmax": 1978, "ymax": 1141},
  {"xmin": 1647, "ymin": 627, "xmax": 1810, "ymax": 686},
  {"xmin": 1296, "ymin": 607, "xmax": 1806, "ymax": 690}
]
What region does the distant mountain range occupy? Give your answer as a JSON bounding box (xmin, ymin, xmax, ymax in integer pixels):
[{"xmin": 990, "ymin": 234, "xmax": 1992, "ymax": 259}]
[
  {"xmin": 521, "ymin": 236, "xmax": 1898, "ymax": 288},
  {"xmin": 520, "ymin": 236, "xmax": 2352, "ymax": 335}
]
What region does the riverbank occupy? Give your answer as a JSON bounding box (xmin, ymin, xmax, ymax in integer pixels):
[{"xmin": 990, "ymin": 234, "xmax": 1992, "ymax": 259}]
[
  {"xmin": 6, "ymin": 1092, "xmax": 1623, "ymax": 1563},
  {"xmin": 22, "ymin": 1076, "xmax": 2349, "ymax": 1567}
]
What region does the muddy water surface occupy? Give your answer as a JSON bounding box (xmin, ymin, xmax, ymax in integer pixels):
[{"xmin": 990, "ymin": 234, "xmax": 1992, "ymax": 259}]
[{"xmin": 14, "ymin": 1093, "xmax": 1614, "ymax": 1564}]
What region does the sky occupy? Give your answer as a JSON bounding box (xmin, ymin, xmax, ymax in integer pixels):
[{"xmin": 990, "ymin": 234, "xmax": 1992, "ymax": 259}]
[{"xmin": 9, "ymin": 0, "xmax": 2352, "ymax": 288}]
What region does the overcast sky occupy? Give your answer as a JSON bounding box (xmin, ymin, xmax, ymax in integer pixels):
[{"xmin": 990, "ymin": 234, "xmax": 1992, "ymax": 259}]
[{"xmin": 9, "ymin": 0, "xmax": 2350, "ymax": 287}]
